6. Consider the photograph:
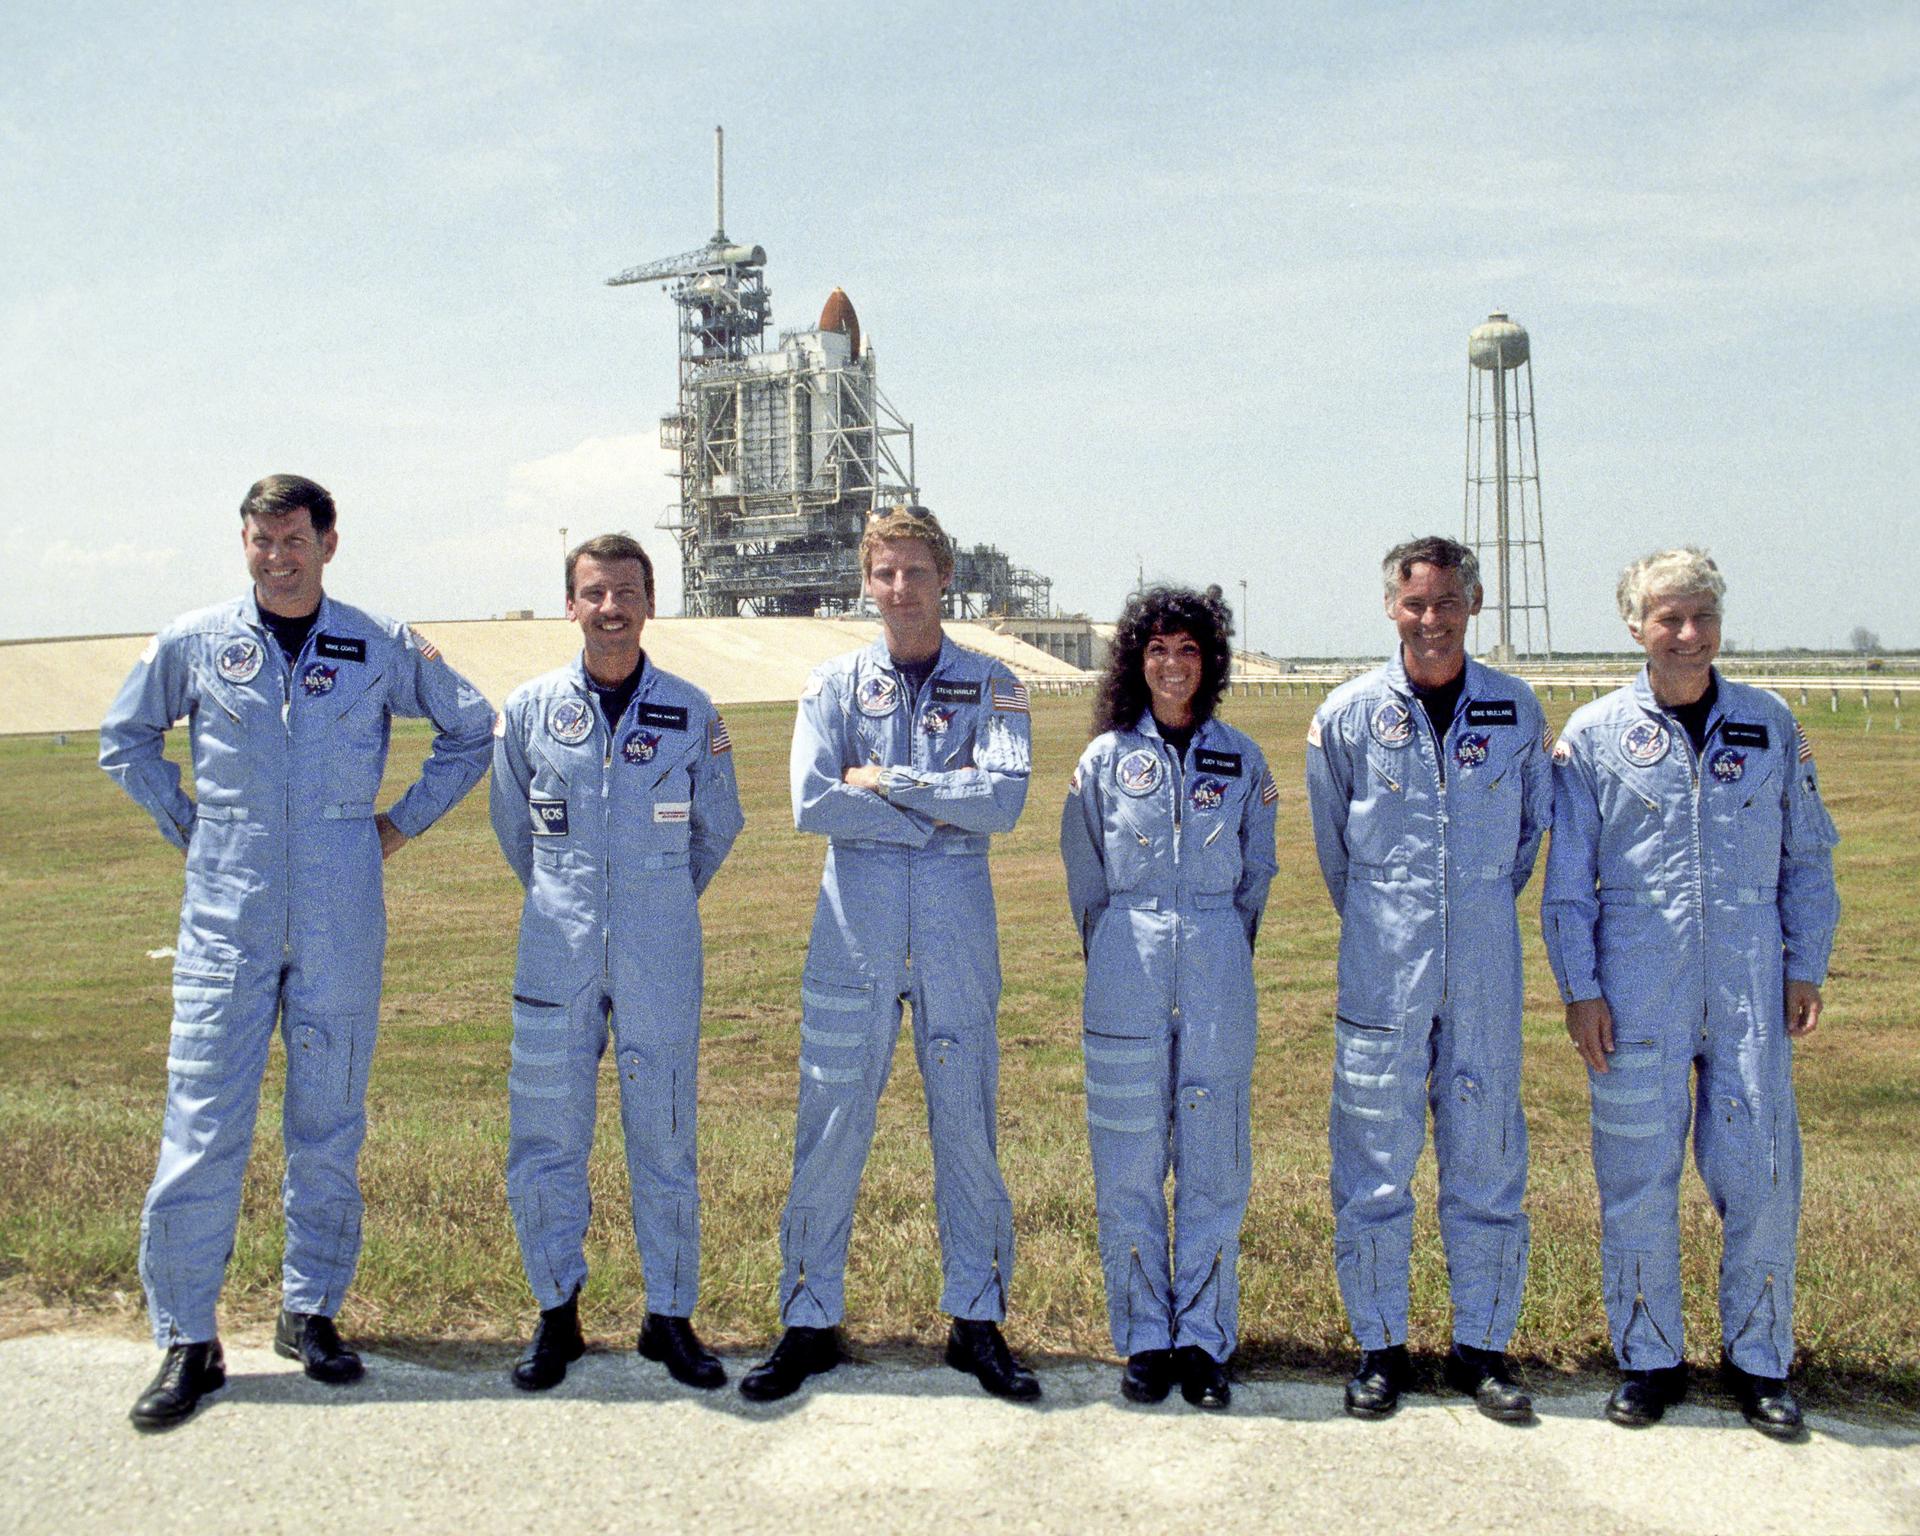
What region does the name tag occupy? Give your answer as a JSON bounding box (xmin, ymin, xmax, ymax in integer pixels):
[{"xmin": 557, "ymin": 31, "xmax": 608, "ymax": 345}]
[
  {"xmin": 654, "ymin": 802, "xmax": 691, "ymax": 824},
  {"xmin": 1722, "ymin": 722, "xmax": 1770, "ymax": 748},
  {"xmin": 636, "ymin": 703, "xmax": 689, "ymax": 731},
  {"xmin": 1466, "ymin": 700, "xmax": 1518, "ymax": 726},
  {"xmin": 530, "ymin": 798, "xmax": 568, "ymax": 836},
  {"xmin": 1194, "ymin": 749, "xmax": 1243, "ymax": 777},
  {"xmin": 315, "ymin": 634, "xmax": 366, "ymax": 662},
  {"xmin": 930, "ymin": 680, "xmax": 982, "ymax": 704}
]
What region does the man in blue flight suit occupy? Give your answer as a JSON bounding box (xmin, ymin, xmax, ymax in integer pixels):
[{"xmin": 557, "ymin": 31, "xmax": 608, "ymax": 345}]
[
  {"xmin": 100, "ymin": 474, "xmax": 494, "ymax": 1431},
  {"xmin": 1544, "ymin": 547, "xmax": 1839, "ymax": 1438},
  {"xmin": 491, "ymin": 534, "xmax": 743, "ymax": 1392},
  {"xmin": 740, "ymin": 506, "xmax": 1040, "ymax": 1403},
  {"xmin": 1306, "ymin": 535, "xmax": 1552, "ymax": 1422}
]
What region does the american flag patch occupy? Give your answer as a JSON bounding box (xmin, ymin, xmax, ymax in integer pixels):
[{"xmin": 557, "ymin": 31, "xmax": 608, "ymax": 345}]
[
  {"xmin": 1542, "ymin": 726, "xmax": 1555, "ymax": 754},
  {"xmin": 1069, "ymin": 765, "xmax": 1082, "ymax": 793},
  {"xmin": 1797, "ymin": 723, "xmax": 1814, "ymax": 763},
  {"xmin": 710, "ymin": 715, "xmax": 732, "ymax": 755},
  {"xmin": 409, "ymin": 627, "xmax": 441, "ymax": 661},
  {"xmin": 992, "ymin": 679, "xmax": 1030, "ymax": 713},
  {"xmin": 1260, "ymin": 773, "xmax": 1279, "ymax": 805},
  {"xmin": 1306, "ymin": 716, "xmax": 1322, "ymax": 748}
]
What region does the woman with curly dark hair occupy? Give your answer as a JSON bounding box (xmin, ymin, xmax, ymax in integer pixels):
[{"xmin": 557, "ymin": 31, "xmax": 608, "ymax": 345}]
[{"xmin": 1060, "ymin": 586, "xmax": 1278, "ymax": 1410}]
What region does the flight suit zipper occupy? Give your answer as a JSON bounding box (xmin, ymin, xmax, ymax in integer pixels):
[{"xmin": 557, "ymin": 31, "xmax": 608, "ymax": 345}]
[
  {"xmin": 1414, "ymin": 692, "xmax": 1453, "ymax": 1005},
  {"xmin": 1163, "ymin": 733, "xmax": 1186, "ymax": 1024}
]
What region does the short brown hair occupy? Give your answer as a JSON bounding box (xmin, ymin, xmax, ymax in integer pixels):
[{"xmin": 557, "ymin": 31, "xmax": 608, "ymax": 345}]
[
  {"xmin": 566, "ymin": 533, "xmax": 655, "ymax": 610},
  {"xmin": 860, "ymin": 505, "xmax": 954, "ymax": 581},
  {"xmin": 241, "ymin": 474, "xmax": 336, "ymax": 535}
]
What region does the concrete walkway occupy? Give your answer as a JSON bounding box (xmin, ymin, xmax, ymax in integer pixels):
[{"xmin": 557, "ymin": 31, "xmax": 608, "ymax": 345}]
[{"xmin": 3, "ymin": 1335, "xmax": 1917, "ymax": 1534}]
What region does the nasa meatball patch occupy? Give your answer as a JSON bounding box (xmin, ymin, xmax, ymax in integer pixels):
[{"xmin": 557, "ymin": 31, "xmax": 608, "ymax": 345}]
[
  {"xmin": 1709, "ymin": 746, "xmax": 1747, "ymax": 783},
  {"xmin": 1454, "ymin": 731, "xmax": 1491, "ymax": 768},
  {"xmin": 300, "ymin": 662, "xmax": 338, "ymax": 697},
  {"xmin": 621, "ymin": 729, "xmax": 661, "ymax": 764}
]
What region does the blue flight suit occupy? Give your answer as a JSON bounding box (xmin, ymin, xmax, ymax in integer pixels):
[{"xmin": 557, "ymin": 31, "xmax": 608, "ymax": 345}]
[
  {"xmin": 1542, "ymin": 669, "xmax": 1839, "ymax": 1377},
  {"xmin": 100, "ymin": 595, "xmax": 494, "ymax": 1346},
  {"xmin": 1060, "ymin": 715, "xmax": 1278, "ymax": 1362},
  {"xmin": 777, "ymin": 635, "xmax": 1031, "ymax": 1327},
  {"xmin": 1306, "ymin": 654, "xmax": 1552, "ymax": 1353},
  {"xmin": 491, "ymin": 657, "xmax": 743, "ymax": 1315}
]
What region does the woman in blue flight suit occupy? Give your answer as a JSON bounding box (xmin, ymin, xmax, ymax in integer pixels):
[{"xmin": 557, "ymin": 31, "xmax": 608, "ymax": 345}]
[{"xmin": 1061, "ymin": 587, "xmax": 1278, "ymax": 1409}]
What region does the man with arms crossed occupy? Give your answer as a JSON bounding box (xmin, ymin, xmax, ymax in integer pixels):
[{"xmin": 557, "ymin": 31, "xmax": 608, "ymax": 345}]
[
  {"xmin": 1306, "ymin": 535, "xmax": 1551, "ymax": 1421},
  {"xmin": 1543, "ymin": 548, "xmax": 1838, "ymax": 1437},
  {"xmin": 741, "ymin": 506, "xmax": 1040, "ymax": 1403},
  {"xmin": 491, "ymin": 534, "xmax": 743, "ymax": 1391},
  {"xmin": 101, "ymin": 474, "xmax": 494, "ymax": 1430}
]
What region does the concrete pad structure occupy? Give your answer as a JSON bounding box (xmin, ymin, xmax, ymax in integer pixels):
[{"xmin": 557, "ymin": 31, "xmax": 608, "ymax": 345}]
[{"xmin": 0, "ymin": 619, "xmax": 1090, "ymax": 737}]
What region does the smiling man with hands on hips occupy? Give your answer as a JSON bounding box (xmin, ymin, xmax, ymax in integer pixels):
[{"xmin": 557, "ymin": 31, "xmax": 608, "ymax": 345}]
[{"xmin": 100, "ymin": 473, "xmax": 495, "ymax": 1431}]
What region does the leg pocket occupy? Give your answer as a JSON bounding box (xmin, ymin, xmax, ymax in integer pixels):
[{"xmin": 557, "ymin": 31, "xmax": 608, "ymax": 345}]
[{"xmin": 167, "ymin": 956, "xmax": 239, "ymax": 1080}]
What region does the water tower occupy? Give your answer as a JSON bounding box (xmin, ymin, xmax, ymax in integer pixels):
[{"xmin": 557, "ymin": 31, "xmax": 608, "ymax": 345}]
[{"xmin": 1463, "ymin": 311, "xmax": 1552, "ymax": 661}]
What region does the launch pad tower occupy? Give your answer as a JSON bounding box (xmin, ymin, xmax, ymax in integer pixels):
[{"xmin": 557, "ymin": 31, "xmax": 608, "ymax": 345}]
[{"xmin": 608, "ymin": 128, "xmax": 1050, "ymax": 619}]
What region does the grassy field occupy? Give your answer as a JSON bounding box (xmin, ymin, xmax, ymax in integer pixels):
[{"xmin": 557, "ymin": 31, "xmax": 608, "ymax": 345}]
[{"xmin": 1, "ymin": 687, "xmax": 1914, "ymax": 1407}]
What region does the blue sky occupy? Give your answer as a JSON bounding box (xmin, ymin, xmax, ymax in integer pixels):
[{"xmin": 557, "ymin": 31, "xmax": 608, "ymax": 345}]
[{"xmin": 3, "ymin": 1, "xmax": 1913, "ymax": 654}]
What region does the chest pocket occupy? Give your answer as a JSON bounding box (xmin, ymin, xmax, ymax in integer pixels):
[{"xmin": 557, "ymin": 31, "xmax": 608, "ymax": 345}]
[
  {"xmin": 1455, "ymin": 732, "xmax": 1527, "ymax": 853},
  {"xmin": 614, "ymin": 729, "xmax": 700, "ymax": 855},
  {"xmin": 1104, "ymin": 784, "xmax": 1170, "ymax": 893},
  {"xmin": 1594, "ymin": 754, "xmax": 1670, "ymax": 874},
  {"xmin": 1710, "ymin": 751, "xmax": 1782, "ymax": 881},
  {"xmin": 1185, "ymin": 775, "xmax": 1249, "ymax": 893},
  {"xmin": 1346, "ymin": 744, "xmax": 1416, "ymax": 865}
]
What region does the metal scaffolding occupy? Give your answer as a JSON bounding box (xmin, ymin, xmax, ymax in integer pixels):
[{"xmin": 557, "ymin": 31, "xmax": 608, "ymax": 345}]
[{"xmin": 607, "ymin": 127, "xmax": 1052, "ymax": 619}]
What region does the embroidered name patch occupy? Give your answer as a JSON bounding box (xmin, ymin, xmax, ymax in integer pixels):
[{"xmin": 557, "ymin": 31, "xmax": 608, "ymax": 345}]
[
  {"xmin": 1116, "ymin": 748, "xmax": 1163, "ymax": 796},
  {"xmin": 1195, "ymin": 749, "xmax": 1243, "ymax": 777},
  {"xmin": 1619, "ymin": 720, "xmax": 1670, "ymax": 766},
  {"xmin": 1370, "ymin": 700, "xmax": 1413, "ymax": 749},
  {"xmin": 1466, "ymin": 700, "xmax": 1517, "ymax": 727},
  {"xmin": 548, "ymin": 700, "xmax": 594, "ymax": 745},
  {"xmin": 216, "ymin": 637, "xmax": 264, "ymax": 684},
  {"xmin": 315, "ymin": 634, "xmax": 366, "ymax": 663},
  {"xmin": 1722, "ymin": 722, "xmax": 1770, "ymax": 749},
  {"xmin": 635, "ymin": 702, "xmax": 689, "ymax": 732},
  {"xmin": 530, "ymin": 797, "xmax": 569, "ymax": 836},
  {"xmin": 931, "ymin": 680, "xmax": 982, "ymax": 704}
]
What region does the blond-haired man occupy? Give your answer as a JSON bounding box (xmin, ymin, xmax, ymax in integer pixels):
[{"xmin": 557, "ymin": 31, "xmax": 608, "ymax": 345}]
[{"xmin": 741, "ymin": 507, "xmax": 1039, "ymax": 1403}]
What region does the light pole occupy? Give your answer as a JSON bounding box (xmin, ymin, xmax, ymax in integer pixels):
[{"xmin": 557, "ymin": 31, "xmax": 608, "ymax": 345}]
[
  {"xmin": 559, "ymin": 526, "xmax": 568, "ymax": 616},
  {"xmin": 1239, "ymin": 579, "xmax": 1249, "ymax": 658}
]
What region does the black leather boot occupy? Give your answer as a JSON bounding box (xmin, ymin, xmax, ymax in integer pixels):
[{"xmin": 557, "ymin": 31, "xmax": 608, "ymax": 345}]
[
  {"xmin": 1443, "ymin": 1343, "xmax": 1533, "ymax": 1422},
  {"xmin": 510, "ymin": 1290, "xmax": 585, "ymax": 1392},
  {"xmin": 1344, "ymin": 1343, "xmax": 1410, "ymax": 1419},
  {"xmin": 130, "ymin": 1341, "xmax": 227, "ymax": 1432},
  {"xmin": 638, "ymin": 1312, "xmax": 726, "ymax": 1390},
  {"xmin": 944, "ymin": 1318, "xmax": 1041, "ymax": 1402},
  {"xmin": 739, "ymin": 1325, "xmax": 842, "ymax": 1402},
  {"xmin": 274, "ymin": 1310, "xmax": 364, "ymax": 1385}
]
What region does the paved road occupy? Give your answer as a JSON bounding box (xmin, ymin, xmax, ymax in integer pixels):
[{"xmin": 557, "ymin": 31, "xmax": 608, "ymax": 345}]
[{"xmin": 4, "ymin": 1334, "xmax": 1917, "ymax": 1535}]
